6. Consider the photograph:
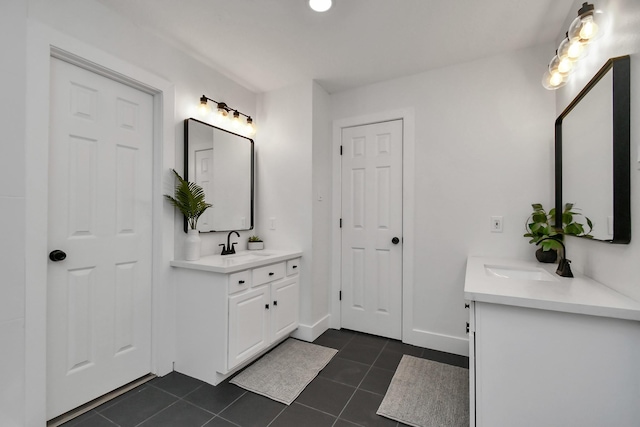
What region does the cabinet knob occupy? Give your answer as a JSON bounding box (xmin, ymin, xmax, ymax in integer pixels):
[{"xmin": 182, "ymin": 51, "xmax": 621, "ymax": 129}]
[
  {"xmin": 269, "ymin": 272, "xmax": 274, "ymax": 276},
  {"xmin": 466, "ymin": 322, "xmax": 470, "ymax": 334},
  {"xmin": 292, "ymin": 265, "xmax": 298, "ymax": 269},
  {"xmin": 273, "ymin": 300, "xmax": 278, "ymax": 306},
  {"xmin": 265, "ymin": 304, "xmax": 269, "ymax": 310},
  {"xmin": 465, "ymin": 303, "xmax": 470, "ymax": 309},
  {"xmin": 239, "ymin": 280, "xmax": 245, "ymax": 284}
]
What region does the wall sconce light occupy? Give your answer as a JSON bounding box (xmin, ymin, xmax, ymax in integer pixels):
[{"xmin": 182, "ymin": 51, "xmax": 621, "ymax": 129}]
[
  {"xmin": 542, "ymin": 2, "xmax": 604, "ymax": 90},
  {"xmin": 198, "ymin": 95, "xmax": 256, "ymax": 136}
]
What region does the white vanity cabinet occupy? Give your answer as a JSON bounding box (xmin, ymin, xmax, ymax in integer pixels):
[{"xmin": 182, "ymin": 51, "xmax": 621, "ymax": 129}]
[
  {"xmin": 465, "ymin": 257, "xmax": 640, "ymax": 427},
  {"xmin": 227, "ymin": 261, "xmax": 299, "ymax": 370},
  {"xmin": 172, "ymin": 251, "xmax": 301, "ymax": 385}
]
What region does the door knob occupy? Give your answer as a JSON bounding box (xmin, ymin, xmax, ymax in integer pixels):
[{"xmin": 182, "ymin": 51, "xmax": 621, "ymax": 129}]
[
  {"xmin": 391, "ymin": 237, "xmax": 400, "ymax": 244},
  {"xmin": 49, "ymin": 250, "xmax": 67, "ymax": 262}
]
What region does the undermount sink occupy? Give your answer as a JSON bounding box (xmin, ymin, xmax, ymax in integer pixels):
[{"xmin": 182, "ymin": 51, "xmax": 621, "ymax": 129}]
[
  {"xmin": 485, "ymin": 265, "xmax": 558, "ymax": 282},
  {"xmin": 222, "ymin": 252, "xmax": 273, "ymax": 263}
]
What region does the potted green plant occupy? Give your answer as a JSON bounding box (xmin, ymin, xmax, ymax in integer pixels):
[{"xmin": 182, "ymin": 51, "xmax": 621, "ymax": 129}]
[
  {"xmin": 524, "ymin": 203, "xmax": 593, "ymax": 263},
  {"xmin": 248, "ymin": 235, "xmax": 264, "ymax": 250},
  {"xmin": 164, "ymin": 169, "xmax": 212, "ymax": 260}
]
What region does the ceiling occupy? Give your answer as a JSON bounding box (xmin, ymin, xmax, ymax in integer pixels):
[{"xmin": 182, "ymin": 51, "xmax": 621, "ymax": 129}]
[{"xmin": 96, "ymin": 0, "xmax": 574, "ymax": 94}]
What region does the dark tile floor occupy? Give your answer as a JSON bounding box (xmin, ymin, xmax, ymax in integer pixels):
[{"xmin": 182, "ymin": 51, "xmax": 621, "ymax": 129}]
[{"xmin": 62, "ymin": 329, "xmax": 468, "ymax": 427}]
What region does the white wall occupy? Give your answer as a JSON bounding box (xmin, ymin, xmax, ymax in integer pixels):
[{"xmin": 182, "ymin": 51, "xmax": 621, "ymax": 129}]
[
  {"xmin": 556, "ymin": 0, "xmax": 640, "ymax": 302},
  {"xmin": 255, "ymin": 80, "xmax": 333, "ymax": 340},
  {"xmin": 0, "ymin": 1, "xmax": 27, "ymax": 425},
  {"xmin": 255, "ymin": 82, "xmax": 314, "ymax": 338},
  {"xmin": 331, "ymin": 44, "xmax": 557, "ymax": 355},
  {"xmin": 311, "ymin": 82, "xmax": 333, "ymax": 325}
]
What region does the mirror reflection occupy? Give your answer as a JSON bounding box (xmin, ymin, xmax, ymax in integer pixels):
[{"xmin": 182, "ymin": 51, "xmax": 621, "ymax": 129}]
[
  {"xmin": 562, "ymin": 71, "xmax": 613, "ymax": 240},
  {"xmin": 184, "ymin": 118, "xmax": 254, "ymax": 232},
  {"xmin": 556, "ymin": 55, "xmax": 630, "ymax": 243}
]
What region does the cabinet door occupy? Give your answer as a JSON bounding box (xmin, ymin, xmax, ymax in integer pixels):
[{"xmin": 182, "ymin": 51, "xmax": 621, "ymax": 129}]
[
  {"xmin": 271, "ymin": 277, "xmax": 299, "ymax": 342},
  {"xmin": 228, "ymin": 285, "xmax": 270, "ymax": 370}
]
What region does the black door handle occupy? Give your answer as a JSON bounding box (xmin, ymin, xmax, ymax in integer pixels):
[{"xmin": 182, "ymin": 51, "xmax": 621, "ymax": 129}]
[
  {"xmin": 49, "ymin": 250, "xmax": 67, "ymax": 262},
  {"xmin": 391, "ymin": 237, "xmax": 400, "ymax": 244}
]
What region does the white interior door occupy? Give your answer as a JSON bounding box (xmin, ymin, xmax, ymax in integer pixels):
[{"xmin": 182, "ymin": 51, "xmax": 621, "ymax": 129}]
[
  {"xmin": 47, "ymin": 57, "xmax": 153, "ymax": 419},
  {"xmin": 341, "ymin": 120, "xmax": 403, "ymax": 339}
]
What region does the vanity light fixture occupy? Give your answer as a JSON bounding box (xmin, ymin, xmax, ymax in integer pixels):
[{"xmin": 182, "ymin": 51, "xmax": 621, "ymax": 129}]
[
  {"xmin": 198, "ymin": 95, "xmax": 256, "ymax": 136},
  {"xmin": 542, "ymin": 2, "xmax": 604, "ymax": 90},
  {"xmin": 309, "ymin": 0, "xmax": 332, "ymax": 12}
]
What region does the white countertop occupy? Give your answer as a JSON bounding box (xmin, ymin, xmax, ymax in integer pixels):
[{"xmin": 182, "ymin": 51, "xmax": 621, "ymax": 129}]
[
  {"xmin": 170, "ymin": 250, "xmax": 302, "ymax": 274},
  {"xmin": 464, "ymin": 256, "xmax": 640, "ymax": 321}
]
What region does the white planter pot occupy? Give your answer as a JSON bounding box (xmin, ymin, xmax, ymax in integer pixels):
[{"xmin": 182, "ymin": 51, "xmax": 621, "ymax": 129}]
[
  {"xmin": 185, "ymin": 229, "xmax": 201, "ymax": 260},
  {"xmin": 248, "ymin": 241, "xmax": 264, "ymax": 250}
]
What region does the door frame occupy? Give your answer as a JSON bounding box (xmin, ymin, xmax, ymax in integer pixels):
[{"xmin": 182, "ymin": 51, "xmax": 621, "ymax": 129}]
[
  {"xmin": 331, "ymin": 109, "xmax": 415, "ymax": 342},
  {"xmin": 25, "ymin": 23, "xmax": 176, "ymax": 425}
]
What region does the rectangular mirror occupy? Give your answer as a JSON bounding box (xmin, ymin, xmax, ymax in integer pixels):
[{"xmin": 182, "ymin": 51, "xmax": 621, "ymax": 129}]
[
  {"xmin": 184, "ymin": 118, "xmax": 254, "ymax": 232},
  {"xmin": 555, "ymin": 55, "xmax": 631, "ymax": 243}
]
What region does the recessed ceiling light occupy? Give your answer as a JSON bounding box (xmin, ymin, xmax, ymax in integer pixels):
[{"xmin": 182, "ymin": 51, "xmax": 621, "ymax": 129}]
[{"xmin": 309, "ymin": 0, "xmax": 332, "ymax": 12}]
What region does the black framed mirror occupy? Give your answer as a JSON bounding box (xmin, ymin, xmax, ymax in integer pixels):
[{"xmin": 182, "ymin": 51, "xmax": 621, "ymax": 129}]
[
  {"xmin": 555, "ymin": 55, "xmax": 630, "ymax": 243},
  {"xmin": 184, "ymin": 118, "xmax": 254, "ymax": 232}
]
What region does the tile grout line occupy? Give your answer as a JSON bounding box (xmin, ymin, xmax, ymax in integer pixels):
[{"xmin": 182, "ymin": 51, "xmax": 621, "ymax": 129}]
[
  {"xmin": 132, "ymin": 399, "xmax": 182, "ymax": 427},
  {"xmin": 330, "ymin": 337, "xmax": 391, "ymax": 427}
]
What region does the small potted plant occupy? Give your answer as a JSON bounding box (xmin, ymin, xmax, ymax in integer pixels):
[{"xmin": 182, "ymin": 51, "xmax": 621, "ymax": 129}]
[
  {"xmin": 524, "ymin": 203, "xmax": 592, "ymax": 263},
  {"xmin": 164, "ymin": 169, "xmax": 212, "ymax": 261},
  {"xmin": 248, "ymin": 235, "xmax": 264, "ymax": 250}
]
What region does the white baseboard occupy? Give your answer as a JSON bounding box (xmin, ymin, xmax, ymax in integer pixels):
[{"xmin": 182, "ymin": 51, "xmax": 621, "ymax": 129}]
[
  {"xmin": 403, "ymin": 328, "xmax": 469, "ymax": 357},
  {"xmin": 291, "ymin": 314, "xmax": 331, "ymax": 342}
]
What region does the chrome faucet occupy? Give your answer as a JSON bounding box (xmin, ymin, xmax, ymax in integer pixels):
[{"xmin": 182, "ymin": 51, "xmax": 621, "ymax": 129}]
[
  {"xmin": 536, "ymin": 237, "xmax": 573, "ymax": 278},
  {"xmin": 220, "ymin": 231, "xmax": 240, "ymax": 255}
]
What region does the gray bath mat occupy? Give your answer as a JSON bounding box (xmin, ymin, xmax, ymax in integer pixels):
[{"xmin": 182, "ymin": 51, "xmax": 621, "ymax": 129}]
[
  {"xmin": 377, "ymin": 355, "xmax": 469, "ymax": 427},
  {"xmin": 230, "ymin": 338, "xmax": 338, "ymax": 405}
]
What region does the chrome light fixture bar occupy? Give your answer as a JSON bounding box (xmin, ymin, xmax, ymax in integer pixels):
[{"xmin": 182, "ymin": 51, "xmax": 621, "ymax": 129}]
[
  {"xmin": 198, "ymin": 95, "xmax": 256, "ymax": 136},
  {"xmin": 542, "ymin": 2, "xmax": 604, "ymax": 90}
]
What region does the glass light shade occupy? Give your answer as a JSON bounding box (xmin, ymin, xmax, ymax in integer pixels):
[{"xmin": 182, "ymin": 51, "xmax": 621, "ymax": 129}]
[
  {"xmin": 558, "ymin": 37, "xmax": 586, "ymax": 61},
  {"xmin": 542, "ymin": 70, "xmax": 568, "ymax": 90},
  {"xmin": 309, "ymin": 0, "xmax": 332, "ymax": 12},
  {"xmin": 549, "ymin": 55, "xmax": 574, "ymax": 75},
  {"xmin": 198, "ymin": 101, "xmax": 211, "ymax": 115},
  {"xmin": 231, "ymin": 111, "xmax": 242, "ymax": 129},
  {"xmin": 198, "ymin": 96, "xmax": 211, "ymax": 115},
  {"xmin": 569, "ymin": 13, "xmax": 601, "ymax": 44},
  {"xmin": 245, "ymin": 118, "xmax": 256, "ymax": 136},
  {"xmin": 216, "ymin": 103, "xmax": 229, "ymax": 119}
]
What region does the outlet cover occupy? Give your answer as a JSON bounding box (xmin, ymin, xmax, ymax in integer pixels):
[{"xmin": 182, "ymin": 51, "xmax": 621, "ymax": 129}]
[{"xmin": 491, "ymin": 216, "xmax": 503, "ymax": 233}]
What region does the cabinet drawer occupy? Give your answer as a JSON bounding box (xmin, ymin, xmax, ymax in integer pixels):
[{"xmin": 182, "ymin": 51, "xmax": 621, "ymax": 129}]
[
  {"xmin": 286, "ymin": 258, "xmax": 300, "ymax": 276},
  {"xmin": 253, "ymin": 262, "xmax": 285, "ymax": 286},
  {"xmin": 228, "ymin": 270, "xmax": 251, "ymax": 294}
]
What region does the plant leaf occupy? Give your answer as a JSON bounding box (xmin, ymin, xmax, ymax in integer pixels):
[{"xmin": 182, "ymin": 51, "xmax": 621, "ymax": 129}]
[{"xmin": 164, "ymin": 169, "xmax": 212, "ymax": 229}]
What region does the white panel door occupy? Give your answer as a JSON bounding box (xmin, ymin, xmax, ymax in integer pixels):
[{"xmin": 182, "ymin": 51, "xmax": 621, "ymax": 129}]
[
  {"xmin": 47, "ymin": 58, "xmax": 153, "ymax": 419},
  {"xmin": 341, "ymin": 120, "xmax": 403, "ymax": 339}
]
